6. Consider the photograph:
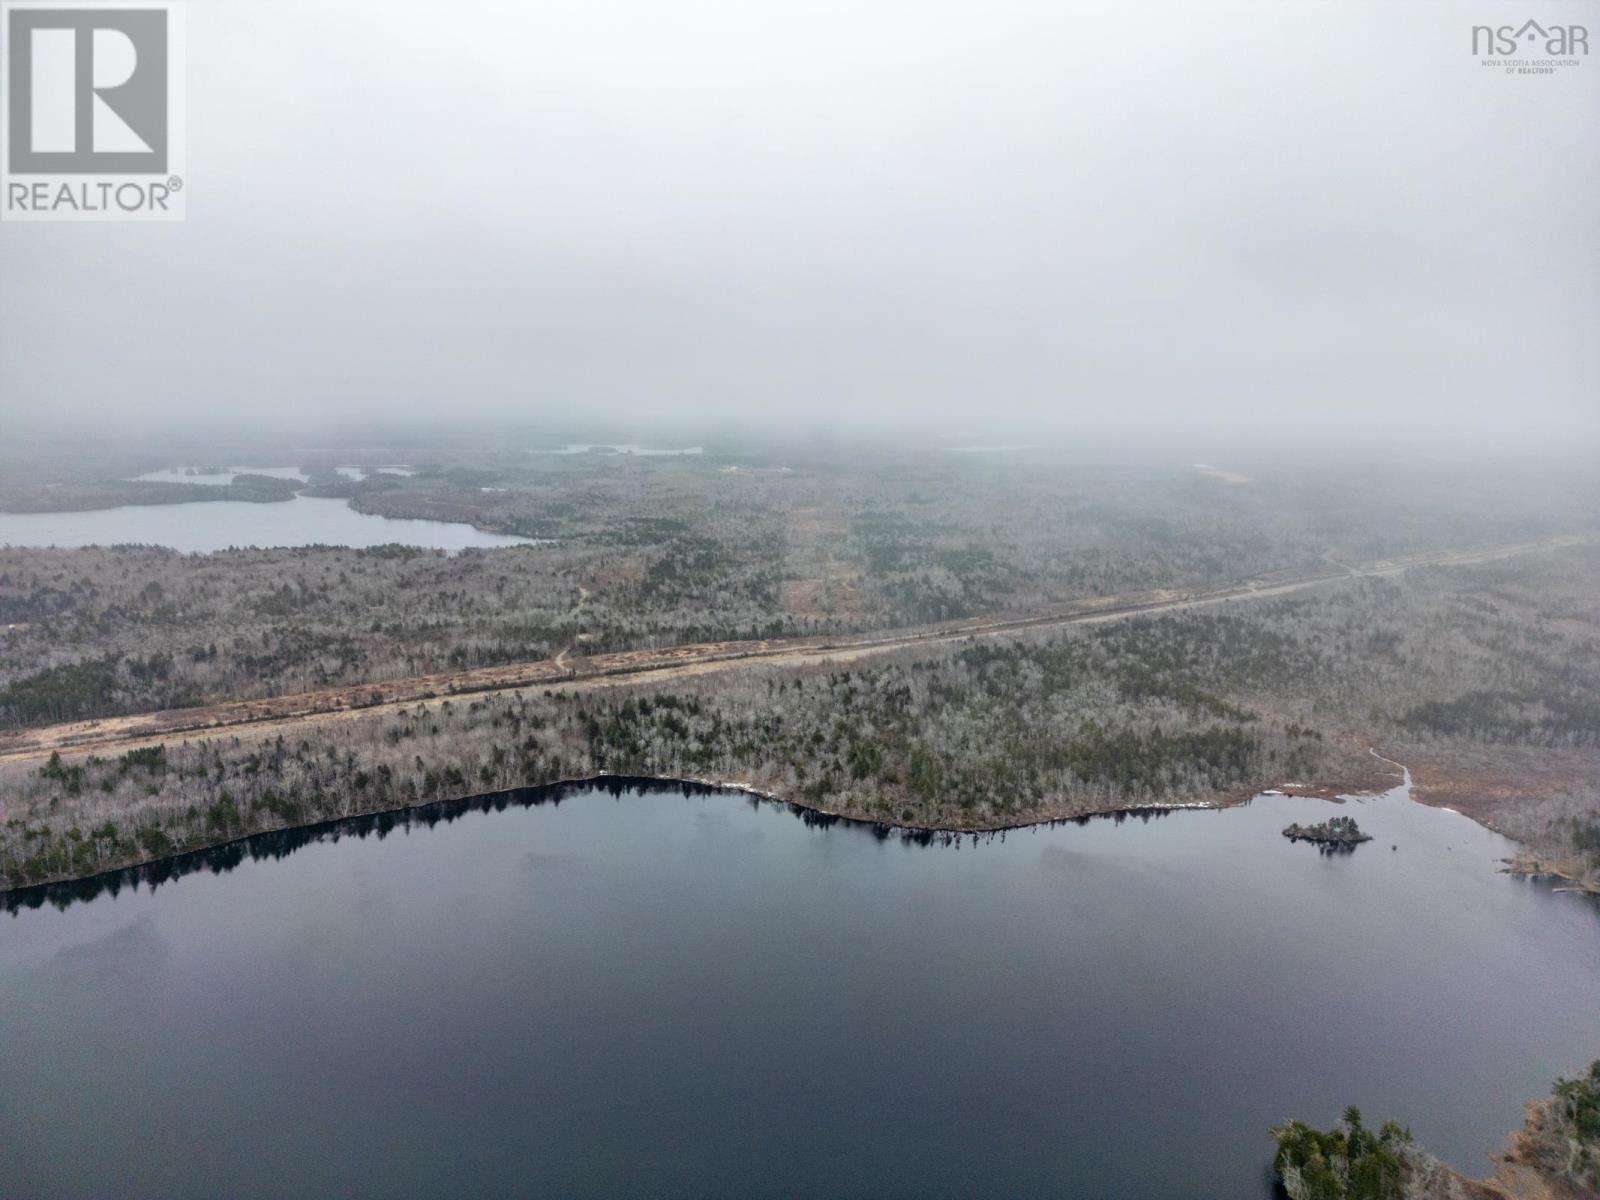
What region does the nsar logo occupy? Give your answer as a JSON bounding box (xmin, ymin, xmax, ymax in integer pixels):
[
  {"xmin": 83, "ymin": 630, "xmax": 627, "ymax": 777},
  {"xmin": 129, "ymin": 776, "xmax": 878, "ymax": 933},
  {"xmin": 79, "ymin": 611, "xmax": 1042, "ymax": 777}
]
[
  {"xmin": 1, "ymin": 1, "xmax": 185, "ymax": 221},
  {"xmin": 1472, "ymin": 19, "xmax": 1588, "ymax": 75}
]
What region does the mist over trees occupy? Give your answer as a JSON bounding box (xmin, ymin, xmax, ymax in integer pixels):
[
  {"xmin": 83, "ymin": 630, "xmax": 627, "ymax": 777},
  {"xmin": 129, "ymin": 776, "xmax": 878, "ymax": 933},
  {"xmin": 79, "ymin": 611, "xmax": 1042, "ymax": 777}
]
[{"xmin": 3, "ymin": 450, "xmax": 1594, "ymax": 729}]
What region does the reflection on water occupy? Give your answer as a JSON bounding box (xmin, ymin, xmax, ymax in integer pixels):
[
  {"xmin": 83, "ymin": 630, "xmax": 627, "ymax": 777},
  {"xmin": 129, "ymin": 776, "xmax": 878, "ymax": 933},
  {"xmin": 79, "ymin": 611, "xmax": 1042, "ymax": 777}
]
[
  {"xmin": 2, "ymin": 778, "xmax": 1596, "ymax": 1200},
  {"xmin": 1, "ymin": 778, "xmax": 1179, "ymax": 916}
]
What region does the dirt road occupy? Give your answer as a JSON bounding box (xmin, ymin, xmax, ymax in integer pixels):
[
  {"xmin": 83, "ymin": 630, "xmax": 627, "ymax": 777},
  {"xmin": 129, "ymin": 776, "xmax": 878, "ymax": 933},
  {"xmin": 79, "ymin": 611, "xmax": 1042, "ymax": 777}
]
[{"xmin": 1, "ymin": 532, "xmax": 1588, "ymax": 767}]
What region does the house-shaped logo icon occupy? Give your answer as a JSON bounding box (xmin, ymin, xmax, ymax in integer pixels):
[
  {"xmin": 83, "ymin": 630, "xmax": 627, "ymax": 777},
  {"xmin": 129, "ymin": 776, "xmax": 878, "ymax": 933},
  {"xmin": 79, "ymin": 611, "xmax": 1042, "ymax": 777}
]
[{"xmin": 1472, "ymin": 17, "xmax": 1590, "ymax": 57}]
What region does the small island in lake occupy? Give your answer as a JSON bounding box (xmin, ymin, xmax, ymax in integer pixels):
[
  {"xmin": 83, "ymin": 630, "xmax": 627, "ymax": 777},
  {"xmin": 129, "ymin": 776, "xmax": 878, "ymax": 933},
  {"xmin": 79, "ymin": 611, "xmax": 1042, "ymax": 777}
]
[{"xmin": 1282, "ymin": 814, "xmax": 1372, "ymax": 848}]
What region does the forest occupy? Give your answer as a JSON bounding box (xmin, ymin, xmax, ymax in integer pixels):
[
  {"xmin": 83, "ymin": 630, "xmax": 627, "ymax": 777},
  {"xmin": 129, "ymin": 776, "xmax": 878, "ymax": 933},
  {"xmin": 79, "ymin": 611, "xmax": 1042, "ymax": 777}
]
[
  {"xmin": 1271, "ymin": 1060, "xmax": 1600, "ymax": 1199},
  {"xmin": 2, "ymin": 444, "xmax": 1595, "ymax": 731},
  {"xmin": 3, "ymin": 542, "xmax": 1596, "ymax": 894}
]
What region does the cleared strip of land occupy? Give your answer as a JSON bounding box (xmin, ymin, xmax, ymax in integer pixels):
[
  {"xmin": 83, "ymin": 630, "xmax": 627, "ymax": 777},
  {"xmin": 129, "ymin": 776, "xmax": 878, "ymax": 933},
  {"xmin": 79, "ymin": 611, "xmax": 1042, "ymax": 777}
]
[{"xmin": 1, "ymin": 532, "xmax": 1588, "ymax": 767}]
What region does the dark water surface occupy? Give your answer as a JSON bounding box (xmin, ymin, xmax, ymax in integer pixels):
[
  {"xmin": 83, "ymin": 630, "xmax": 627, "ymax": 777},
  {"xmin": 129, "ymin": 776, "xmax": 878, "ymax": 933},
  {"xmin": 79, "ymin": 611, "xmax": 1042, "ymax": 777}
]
[{"xmin": 2, "ymin": 778, "xmax": 1596, "ymax": 1199}]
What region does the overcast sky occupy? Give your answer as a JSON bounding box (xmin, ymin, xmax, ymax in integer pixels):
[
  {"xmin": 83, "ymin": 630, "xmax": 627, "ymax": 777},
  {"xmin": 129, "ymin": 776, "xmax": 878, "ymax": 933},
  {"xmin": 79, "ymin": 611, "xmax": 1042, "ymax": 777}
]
[{"xmin": 1, "ymin": 0, "xmax": 1595, "ymax": 444}]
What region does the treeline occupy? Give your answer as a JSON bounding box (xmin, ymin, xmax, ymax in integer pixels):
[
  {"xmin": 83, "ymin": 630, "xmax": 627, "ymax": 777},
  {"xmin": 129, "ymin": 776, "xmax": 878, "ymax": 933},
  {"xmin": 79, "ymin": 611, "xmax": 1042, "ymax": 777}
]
[
  {"xmin": 1271, "ymin": 1061, "xmax": 1600, "ymax": 1198},
  {"xmin": 4, "ymin": 543, "xmax": 1599, "ymax": 892},
  {"xmin": 0, "ymin": 623, "xmax": 1355, "ymax": 890},
  {"xmin": 1270, "ymin": 1107, "xmax": 1411, "ymax": 1199},
  {"xmin": 0, "ymin": 475, "xmax": 300, "ymax": 513},
  {"xmin": 0, "ymin": 653, "xmax": 209, "ymax": 725}
]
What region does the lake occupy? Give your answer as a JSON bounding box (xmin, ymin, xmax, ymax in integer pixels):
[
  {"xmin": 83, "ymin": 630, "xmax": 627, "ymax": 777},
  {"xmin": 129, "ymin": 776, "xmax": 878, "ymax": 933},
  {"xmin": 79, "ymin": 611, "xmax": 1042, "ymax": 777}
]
[
  {"xmin": 0, "ymin": 495, "xmax": 532, "ymax": 553},
  {"xmin": 1, "ymin": 776, "xmax": 1595, "ymax": 1199},
  {"xmin": 132, "ymin": 466, "xmax": 416, "ymax": 484},
  {"xmin": 132, "ymin": 466, "xmax": 314, "ymax": 485}
]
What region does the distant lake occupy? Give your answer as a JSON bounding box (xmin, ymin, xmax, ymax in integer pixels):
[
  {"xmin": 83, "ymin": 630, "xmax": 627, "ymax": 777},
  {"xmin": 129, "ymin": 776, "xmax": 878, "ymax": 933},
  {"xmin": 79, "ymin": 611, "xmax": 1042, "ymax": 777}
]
[
  {"xmin": 132, "ymin": 466, "xmax": 310, "ymax": 485},
  {"xmin": 2, "ymin": 776, "xmax": 1594, "ymax": 1199},
  {"xmin": 132, "ymin": 466, "xmax": 416, "ymax": 485},
  {"xmin": 0, "ymin": 495, "xmax": 532, "ymax": 552}
]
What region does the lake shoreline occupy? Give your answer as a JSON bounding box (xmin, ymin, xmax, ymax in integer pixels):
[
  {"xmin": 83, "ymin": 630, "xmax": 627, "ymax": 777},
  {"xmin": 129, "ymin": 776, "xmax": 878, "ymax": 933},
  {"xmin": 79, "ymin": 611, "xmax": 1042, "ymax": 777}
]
[
  {"xmin": 0, "ymin": 492, "xmax": 536, "ymax": 553},
  {"xmin": 9, "ymin": 761, "xmax": 1587, "ymax": 1200},
  {"xmin": 0, "ymin": 763, "xmax": 1410, "ymax": 904},
  {"xmin": 1499, "ymin": 854, "xmax": 1600, "ymax": 895},
  {"xmin": 1, "ymin": 769, "xmax": 1239, "ymax": 904}
]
